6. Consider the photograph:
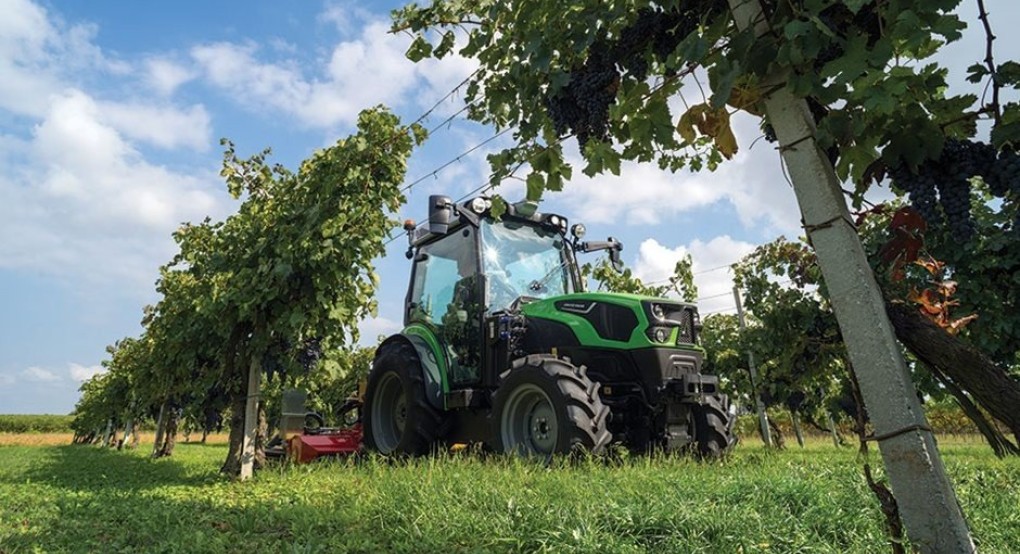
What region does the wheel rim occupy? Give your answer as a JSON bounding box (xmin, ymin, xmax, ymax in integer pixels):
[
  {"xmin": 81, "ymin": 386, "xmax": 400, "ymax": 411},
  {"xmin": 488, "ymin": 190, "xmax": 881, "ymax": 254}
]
[
  {"xmin": 500, "ymin": 383, "xmax": 558, "ymax": 456},
  {"xmin": 371, "ymin": 372, "xmax": 406, "ymax": 453}
]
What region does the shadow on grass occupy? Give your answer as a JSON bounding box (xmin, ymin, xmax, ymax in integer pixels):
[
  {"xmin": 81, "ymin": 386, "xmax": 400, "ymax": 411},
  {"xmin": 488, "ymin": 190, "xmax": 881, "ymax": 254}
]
[
  {"xmin": 0, "ymin": 445, "xmax": 381, "ymax": 553},
  {"xmin": 176, "ymin": 440, "xmax": 231, "ymax": 448},
  {"xmin": 3, "ymin": 444, "xmax": 223, "ymax": 492}
]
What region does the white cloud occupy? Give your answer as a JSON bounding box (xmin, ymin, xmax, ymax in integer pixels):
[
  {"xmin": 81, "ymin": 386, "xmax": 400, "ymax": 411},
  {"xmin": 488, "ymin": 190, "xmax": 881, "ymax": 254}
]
[
  {"xmin": 99, "ymin": 101, "xmax": 211, "ymax": 151},
  {"xmin": 548, "ymin": 111, "xmax": 802, "ymax": 236},
  {"xmin": 0, "ymin": 0, "xmax": 67, "ymax": 117},
  {"xmin": 358, "ymin": 315, "xmax": 402, "ymax": 345},
  {"xmin": 23, "ymin": 366, "xmax": 61, "ymax": 382},
  {"xmin": 0, "ymin": 0, "xmax": 54, "ymax": 53},
  {"xmin": 144, "ymin": 58, "xmax": 197, "ymax": 96},
  {"xmin": 69, "ymin": 363, "xmax": 105, "ymax": 382},
  {"xmin": 0, "ymin": 0, "xmax": 129, "ymax": 117},
  {"xmin": 318, "ymin": 2, "xmax": 374, "ymax": 35},
  {"xmin": 0, "ymin": 1, "xmax": 209, "ymax": 154},
  {"xmin": 557, "ymin": 158, "xmax": 729, "ymax": 226},
  {"xmin": 191, "ymin": 41, "xmax": 310, "ymax": 114},
  {"xmin": 190, "ymin": 15, "xmax": 477, "ymax": 129},
  {"xmin": 33, "ymin": 90, "xmax": 132, "ymax": 178},
  {"xmin": 724, "ymin": 112, "xmax": 804, "ymax": 233},
  {"xmin": 0, "ymin": 88, "xmax": 229, "ymax": 293},
  {"xmin": 633, "ymin": 236, "xmax": 758, "ymax": 315}
]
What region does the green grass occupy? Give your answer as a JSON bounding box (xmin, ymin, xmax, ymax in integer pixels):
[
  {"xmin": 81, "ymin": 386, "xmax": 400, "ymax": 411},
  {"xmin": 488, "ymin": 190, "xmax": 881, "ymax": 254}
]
[{"xmin": 0, "ymin": 440, "xmax": 1017, "ymax": 553}]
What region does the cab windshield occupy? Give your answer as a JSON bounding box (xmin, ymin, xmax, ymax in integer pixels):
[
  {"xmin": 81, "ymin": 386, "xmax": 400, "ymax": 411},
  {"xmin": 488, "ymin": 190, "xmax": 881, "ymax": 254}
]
[{"xmin": 480, "ymin": 219, "xmax": 573, "ymax": 310}]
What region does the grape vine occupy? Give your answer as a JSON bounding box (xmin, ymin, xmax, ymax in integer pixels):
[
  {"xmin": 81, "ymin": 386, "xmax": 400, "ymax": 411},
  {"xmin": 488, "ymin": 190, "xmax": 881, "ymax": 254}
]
[
  {"xmin": 296, "ymin": 337, "xmax": 323, "ymax": 372},
  {"xmin": 544, "ymin": 41, "xmax": 618, "ymax": 149},
  {"xmin": 544, "ymin": 1, "xmax": 722, "ymax": 150},
  {"xmin": 888, "ymin": 140, "xmax": 1019, "ymax": 241}
]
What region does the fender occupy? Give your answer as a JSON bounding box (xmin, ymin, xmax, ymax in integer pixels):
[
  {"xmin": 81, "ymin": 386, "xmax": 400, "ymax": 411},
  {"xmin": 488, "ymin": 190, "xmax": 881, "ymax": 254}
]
[{"xmin": 378, "ymin": 325, "xmax": 447, "ymax": 410}]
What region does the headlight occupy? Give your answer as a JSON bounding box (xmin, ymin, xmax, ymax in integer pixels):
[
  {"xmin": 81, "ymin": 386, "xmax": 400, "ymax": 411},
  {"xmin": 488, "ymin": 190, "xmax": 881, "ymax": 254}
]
[
  {"xmin": 650, "ymin": 303, "xmax": 665, "ymax": 320},
  {"xmin": 549, "ymin": 215, "xmax": 560, "ymax": 226},
  {"xmin": 653, "ymin": 328, "xmax": 670, "ymax": 343},
  {"xmin": 571, "ymin": 223, "xmax": 586, "ymax": 239},
  {"xmin": 469, "ymin": 197, "xmax": 490, "ymax": 214}
]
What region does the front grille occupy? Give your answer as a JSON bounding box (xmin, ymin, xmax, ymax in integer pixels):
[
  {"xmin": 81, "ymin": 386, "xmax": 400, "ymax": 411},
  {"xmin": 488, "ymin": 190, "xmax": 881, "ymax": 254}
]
[
  {"xmin": 556, "ymin": 300, "xmax": 639, "ymax": 342},
  {"xmin": 665, "ymin": 306, "xmax": 696, "ymax": 344}
]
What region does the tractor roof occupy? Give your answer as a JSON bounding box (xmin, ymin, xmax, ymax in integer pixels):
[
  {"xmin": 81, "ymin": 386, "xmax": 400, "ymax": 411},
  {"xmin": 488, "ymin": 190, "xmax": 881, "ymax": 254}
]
[{"xmin": 406, "ymin": 196, "xmax": 568, "ymax": 248}]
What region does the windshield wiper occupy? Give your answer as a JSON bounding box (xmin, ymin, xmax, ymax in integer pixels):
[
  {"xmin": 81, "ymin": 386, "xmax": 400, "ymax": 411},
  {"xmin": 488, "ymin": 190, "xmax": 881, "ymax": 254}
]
[{"xmin": 528, "ymin": 260, "xmax": 569, "ymax": 292}]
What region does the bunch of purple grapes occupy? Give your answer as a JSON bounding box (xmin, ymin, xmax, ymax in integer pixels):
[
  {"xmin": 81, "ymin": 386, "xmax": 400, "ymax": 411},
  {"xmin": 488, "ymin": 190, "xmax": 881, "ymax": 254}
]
[
  {"xmin": 544, "ymin": 1, "xmax": 722, "ymax": 150},
  {"xmin": 889, "ymin": 139, "xmax": 1019, "ymax": 241}
]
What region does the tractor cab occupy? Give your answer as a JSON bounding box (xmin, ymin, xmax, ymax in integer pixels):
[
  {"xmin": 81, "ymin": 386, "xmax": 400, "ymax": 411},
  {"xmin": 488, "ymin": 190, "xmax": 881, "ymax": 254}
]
[
  {"xmin": 402, "ymin": 196, "xmax": 611, "ymax": 387},
  {"xmin": 363, "ymin": 195, "xmax": 735, "ymax": 458}
]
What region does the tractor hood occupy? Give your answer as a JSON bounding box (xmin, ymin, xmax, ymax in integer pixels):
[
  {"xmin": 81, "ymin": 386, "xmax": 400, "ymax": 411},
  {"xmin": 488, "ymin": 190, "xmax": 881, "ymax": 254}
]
[{"xmin": 517, "ymin": 292, "xmax": 702, "ymax": 351}]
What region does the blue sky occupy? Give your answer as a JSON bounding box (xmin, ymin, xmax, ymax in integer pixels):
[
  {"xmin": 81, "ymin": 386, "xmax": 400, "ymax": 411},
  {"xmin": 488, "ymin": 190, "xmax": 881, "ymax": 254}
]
[{"xmin": 1, "ymin": 0, "xmax": 1016, "ymax": 414}]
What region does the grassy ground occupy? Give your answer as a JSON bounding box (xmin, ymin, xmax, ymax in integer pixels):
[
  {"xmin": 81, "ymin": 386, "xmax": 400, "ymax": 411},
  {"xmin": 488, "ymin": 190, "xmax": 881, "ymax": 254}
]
[{"xmin": 0, "ymin": 438, "xmax": 1016, "ymax": 553}]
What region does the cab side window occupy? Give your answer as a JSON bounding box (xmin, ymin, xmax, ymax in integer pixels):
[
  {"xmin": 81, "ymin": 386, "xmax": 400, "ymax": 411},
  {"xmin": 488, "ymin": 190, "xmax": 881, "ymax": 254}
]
[{"xmin": 408, "ymin": 228, "xmax": 481, "ymax": 385}]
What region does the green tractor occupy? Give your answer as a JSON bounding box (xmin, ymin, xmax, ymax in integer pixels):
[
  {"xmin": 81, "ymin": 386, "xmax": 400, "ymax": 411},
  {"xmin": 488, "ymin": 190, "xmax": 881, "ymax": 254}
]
[{"xmin": 364, "ymin": 195, "xmax": 736, "ymax": 458}]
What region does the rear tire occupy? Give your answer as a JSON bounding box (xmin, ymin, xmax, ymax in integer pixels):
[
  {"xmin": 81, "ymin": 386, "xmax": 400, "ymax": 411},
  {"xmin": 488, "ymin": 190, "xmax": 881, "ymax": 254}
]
[
  {"xmin": 492, "ymin": 355, "xmax": 612, "ymax": 457},
  {"xmin": 363, "ymin": 341, "xmax": 444, "ymax": 456},
  {"xmin": 693, "ymin": 395, "xmax": 736, "ymax": 458}
]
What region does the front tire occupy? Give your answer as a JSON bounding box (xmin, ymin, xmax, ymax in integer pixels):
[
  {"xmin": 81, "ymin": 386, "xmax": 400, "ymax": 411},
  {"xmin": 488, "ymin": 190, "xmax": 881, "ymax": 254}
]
[
  {"xmin": 363, "ymin": 341, "xmax": 444, "ymax": 456},
  {"xmin": 492, "ymin": 355, "xmax": 612, "ymax": 457},
  {"xmin": 693, "ymin": 395, "xmax": 736, "ymax": 458}
]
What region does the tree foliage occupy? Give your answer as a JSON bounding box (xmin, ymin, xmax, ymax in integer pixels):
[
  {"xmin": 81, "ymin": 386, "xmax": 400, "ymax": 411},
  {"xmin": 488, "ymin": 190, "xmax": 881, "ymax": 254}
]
[
  {"xmin": 730, "ymin": 240, "xmax": 848, "ymax": 425},
  {"xmin": 735, "ymin": 216, "xmax": 1020, "ymax": 454},
  {"xmin": 393, "ymin": 0, "xmax": 1018, "ymax": 202},
  {"xmin": 860, "ymin": 197, "xmax": 1020, "ymax": 371},
  {"xmin": 70, "ymin": 338, "xmax": 144, "ymax": 444},
  {"xmin": 70, "ymin": 107, "xmax": 426, "ymax": 471},
  {"xmin": 582, "ymin": 254, "xmax": 697, "ymax": 300}
]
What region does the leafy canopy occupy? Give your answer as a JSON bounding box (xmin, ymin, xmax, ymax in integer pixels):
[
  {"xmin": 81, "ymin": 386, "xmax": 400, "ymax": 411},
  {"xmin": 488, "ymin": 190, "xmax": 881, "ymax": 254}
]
[{"xmin": 393, "ymin": 0, "xmax": 1017, "ymax": 202}]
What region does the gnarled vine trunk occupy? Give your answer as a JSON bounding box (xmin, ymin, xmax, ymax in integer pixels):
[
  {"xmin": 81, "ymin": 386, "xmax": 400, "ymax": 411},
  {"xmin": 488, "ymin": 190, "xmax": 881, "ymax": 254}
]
[
  {"xmin": 155, "ymin": 407, "xmax": 179, "ymax": 458},
  {"xmin": 790, "ymin": 409, "xmax": 805, "ymax": 448},
  {"xmin": 220, "ymin": 323, "xmax": 247, "ymax": 476},
  {"xmin": 221, "ymin": 393, "xmax": 246, "ymax": 475},
  {"xmin": 254, "ymin": 401, "xmax": 268, "ymax": 470},
  {"xmin": 120, "ymin": 419, "xmax": 134, "ymax": 450},
  {"xmin": 151, "ymin": 402, "xmax": 167, "ymax": 458},
  {"xmin": 767, "ymin": 418, "xmax": 786, "ymax": 449},
  {"xmin": 101, "ymin": 419, "xmax": 113, "ymax": 448},
  {"xmin": 886, "ymin": 302, "xmax": 1020, "ymax": 449}
]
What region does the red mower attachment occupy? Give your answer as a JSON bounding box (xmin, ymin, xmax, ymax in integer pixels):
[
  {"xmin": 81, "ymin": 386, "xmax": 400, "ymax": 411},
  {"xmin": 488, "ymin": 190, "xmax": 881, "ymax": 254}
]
[
  {"xmin": 266, "ymin": 393, "xmax": 364, "ymax": 464},
  {"xmin": 288, "ymin": 424, "xmax": 363, "ymax": 463}
]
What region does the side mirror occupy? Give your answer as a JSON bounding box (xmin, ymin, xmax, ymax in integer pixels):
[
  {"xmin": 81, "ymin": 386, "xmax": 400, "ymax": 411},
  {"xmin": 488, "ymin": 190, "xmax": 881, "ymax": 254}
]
[
  {"xmin": 578, "ymin": 237, "xmax": 625, "ymax": 272},
  {"xmin": 608, "ymin": 236, "xmax": 623, "ymax": 273},
  {"xmin": 428, "ymin": 195, "xmax": 452, "ymax": 235}
]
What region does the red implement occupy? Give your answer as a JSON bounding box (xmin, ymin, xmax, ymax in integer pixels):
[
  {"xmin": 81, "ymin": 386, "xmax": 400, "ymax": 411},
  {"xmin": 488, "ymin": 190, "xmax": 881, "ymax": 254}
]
[{"xmin": 288, "ymin": 424, "xmax": 363, "ymax": 463}]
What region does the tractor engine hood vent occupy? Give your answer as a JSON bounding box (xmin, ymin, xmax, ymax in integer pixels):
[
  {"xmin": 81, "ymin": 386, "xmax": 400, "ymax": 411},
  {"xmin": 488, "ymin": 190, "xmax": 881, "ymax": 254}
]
[{"xmin": 553, "ymin": 299, "xmax": 638, "ymax": 342}]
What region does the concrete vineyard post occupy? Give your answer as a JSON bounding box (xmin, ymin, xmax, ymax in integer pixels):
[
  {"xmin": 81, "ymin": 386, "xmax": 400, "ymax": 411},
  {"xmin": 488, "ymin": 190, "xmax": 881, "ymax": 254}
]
[
  {"xmin": 733, "ymin": 286, "xmax": 773, "ymax": 447},
  {"xmin": 726, "ymin": 1, "xmax": 975, "ymax": 550},
  {"xmin": 239, "ymin": 355, "xmax": 261, "ymax": 481}
]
